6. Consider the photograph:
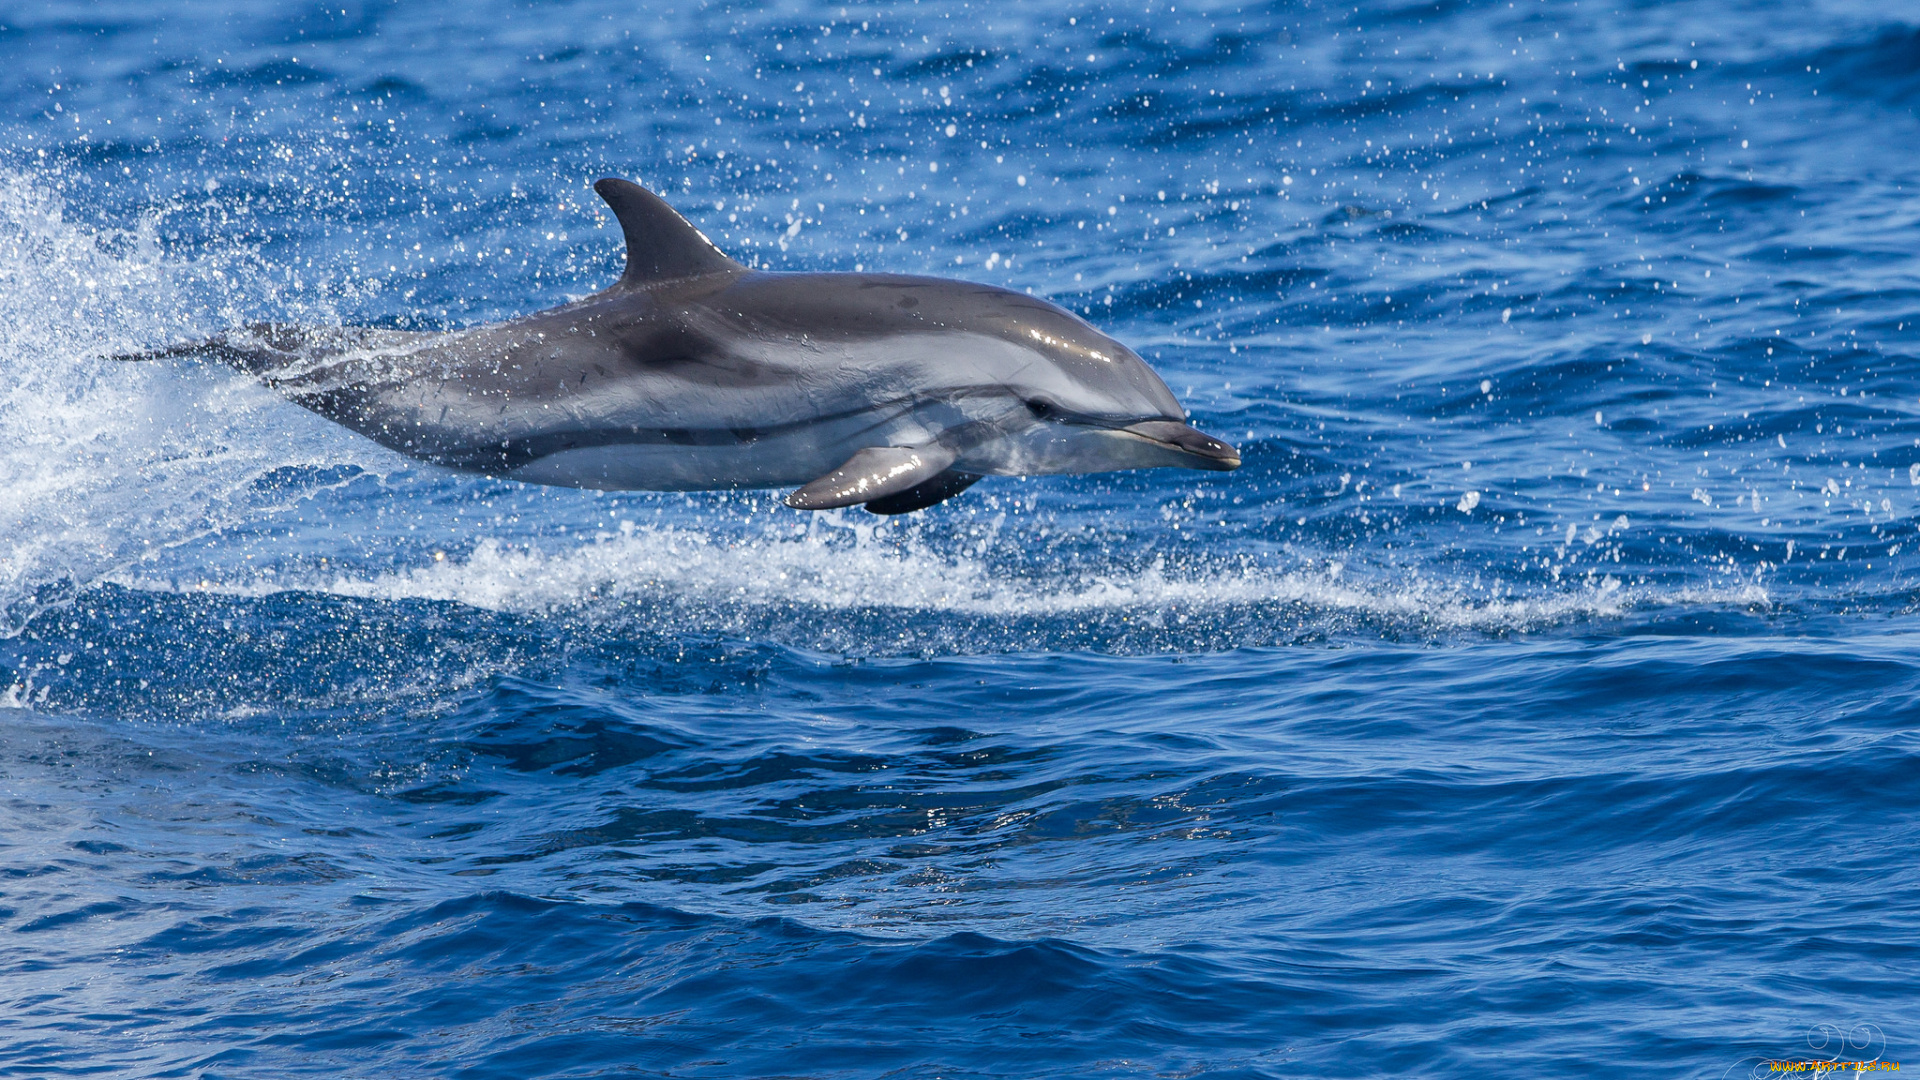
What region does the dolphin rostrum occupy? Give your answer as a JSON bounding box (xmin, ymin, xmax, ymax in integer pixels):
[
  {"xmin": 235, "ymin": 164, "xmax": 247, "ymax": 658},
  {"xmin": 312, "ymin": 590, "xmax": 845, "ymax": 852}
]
[{"xmin": 131, "ymin": 178, "xmax": 1240, "ymax": 514}]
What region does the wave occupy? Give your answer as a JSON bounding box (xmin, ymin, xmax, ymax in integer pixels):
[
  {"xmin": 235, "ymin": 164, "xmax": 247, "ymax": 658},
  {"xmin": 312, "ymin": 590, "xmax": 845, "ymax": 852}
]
[
  {"xmin": 107, "ymin": 522, "xmax": 1769, "ymax": 645},
  {"xmin": 1803, "ymin": 24, "xmax": 1920, "ymax": 108}
]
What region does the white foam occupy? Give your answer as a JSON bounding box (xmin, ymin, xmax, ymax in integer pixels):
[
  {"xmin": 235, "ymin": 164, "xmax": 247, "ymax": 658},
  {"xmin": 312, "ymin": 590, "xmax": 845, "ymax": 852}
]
[
  {"xmin": 0, "ymin": 169, "xmax": 385, "ymax": 634},
  {"xmin": 122, "ymin": 517, "xmax": 1769, "ymax": 636}
]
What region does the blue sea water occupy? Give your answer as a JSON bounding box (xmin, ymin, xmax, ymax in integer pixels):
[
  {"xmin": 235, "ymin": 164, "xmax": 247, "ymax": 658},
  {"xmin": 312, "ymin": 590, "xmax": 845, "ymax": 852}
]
[{"xmin": 2, "ymin": 0, "xmax": 1918, "ymax": 1075}]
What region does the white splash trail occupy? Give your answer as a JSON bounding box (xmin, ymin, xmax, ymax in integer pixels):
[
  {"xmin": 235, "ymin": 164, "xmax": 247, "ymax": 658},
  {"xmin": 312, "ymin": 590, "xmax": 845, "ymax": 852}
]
[{"xmin": 120, "ymin": 523, "xmax": 1770, "ymax": 633}]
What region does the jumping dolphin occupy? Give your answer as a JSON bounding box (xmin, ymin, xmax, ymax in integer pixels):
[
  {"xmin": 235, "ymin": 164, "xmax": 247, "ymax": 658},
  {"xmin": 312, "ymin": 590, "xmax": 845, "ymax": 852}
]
[{"xmin": 130, "ymin": 178, "xmax": 1239, "ymax": 514}]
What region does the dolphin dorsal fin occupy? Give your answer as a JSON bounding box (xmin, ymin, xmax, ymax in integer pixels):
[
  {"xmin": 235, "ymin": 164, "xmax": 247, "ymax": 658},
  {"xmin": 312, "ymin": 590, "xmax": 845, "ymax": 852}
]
[{"xmin": 593, "ymin": 178, "xmax": 743, "ymax": 287}]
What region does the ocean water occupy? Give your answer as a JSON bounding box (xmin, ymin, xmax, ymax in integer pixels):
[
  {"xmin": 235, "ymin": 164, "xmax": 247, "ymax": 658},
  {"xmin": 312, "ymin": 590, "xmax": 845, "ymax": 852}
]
[{"xmin": 2, "ymin": 0, "xmax": 1917, "ymax": 1075}]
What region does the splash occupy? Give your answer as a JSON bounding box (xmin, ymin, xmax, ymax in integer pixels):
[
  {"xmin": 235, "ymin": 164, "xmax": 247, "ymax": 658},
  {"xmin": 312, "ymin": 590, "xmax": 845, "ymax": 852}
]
[{"xmin": 0, "ymin": 169, "xmax": 385, "ymax": 634}]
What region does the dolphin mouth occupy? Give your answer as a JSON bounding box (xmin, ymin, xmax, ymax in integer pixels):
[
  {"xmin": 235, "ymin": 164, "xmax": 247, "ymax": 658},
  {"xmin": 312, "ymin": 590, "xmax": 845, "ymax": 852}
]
[{"xmin": 1116, "ymin": 420, "xmax": 1242, "ymax": 471}]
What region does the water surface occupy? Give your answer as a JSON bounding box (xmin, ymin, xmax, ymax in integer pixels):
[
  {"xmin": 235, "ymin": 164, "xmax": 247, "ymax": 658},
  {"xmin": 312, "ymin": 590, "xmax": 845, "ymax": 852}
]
[{"xmin": 2, "ymin": 1, "xmax": 1917, "ymax": 1076}]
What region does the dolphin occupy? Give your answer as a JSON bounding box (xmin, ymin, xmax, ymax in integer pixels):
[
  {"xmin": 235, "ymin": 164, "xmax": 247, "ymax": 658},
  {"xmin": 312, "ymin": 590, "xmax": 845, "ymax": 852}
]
[{"xmin": 130, "ymin": 178, "xmax": 1239, "ymax": 514}]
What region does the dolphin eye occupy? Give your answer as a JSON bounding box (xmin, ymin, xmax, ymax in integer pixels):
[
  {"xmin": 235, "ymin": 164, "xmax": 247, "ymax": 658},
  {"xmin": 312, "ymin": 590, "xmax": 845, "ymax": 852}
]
[{"xmin": 1025, "ymin": 398, "xmax": 1059, "ymax": 419}]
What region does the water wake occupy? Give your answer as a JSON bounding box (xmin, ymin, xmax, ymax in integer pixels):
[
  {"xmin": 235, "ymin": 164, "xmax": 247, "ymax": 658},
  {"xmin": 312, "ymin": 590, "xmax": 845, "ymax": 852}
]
[
  {"xmin": 0, "ymin": 170, "xmax": 391, "ymax": 634},
  {"xmin": 116, "ymin": 521, "xmax": 1770, "ymax": 643}
]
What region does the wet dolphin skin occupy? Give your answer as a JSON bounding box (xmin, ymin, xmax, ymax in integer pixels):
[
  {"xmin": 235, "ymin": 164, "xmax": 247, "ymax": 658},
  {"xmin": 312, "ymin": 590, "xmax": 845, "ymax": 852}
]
[{"xmin": 140, "ymin": 178, "xmax": 1239, "ymax": 515}]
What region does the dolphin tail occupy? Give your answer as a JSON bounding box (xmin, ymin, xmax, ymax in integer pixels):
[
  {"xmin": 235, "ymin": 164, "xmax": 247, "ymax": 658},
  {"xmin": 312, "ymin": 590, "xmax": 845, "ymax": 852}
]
[
  {"xmin": 108, "ymin": 322, "xmax": 299, "ymax": 374},
  {"xmin": 107, "ymin": 323, "xmax": 429, "ymax": 379}
]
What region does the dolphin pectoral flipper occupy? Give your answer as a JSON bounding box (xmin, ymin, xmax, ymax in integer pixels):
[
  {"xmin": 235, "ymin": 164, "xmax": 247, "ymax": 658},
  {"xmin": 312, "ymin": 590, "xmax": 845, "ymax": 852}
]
[
  {"xmin": 862, "ymin": 469, "xmax": 981, "ymax": 515},
  {"xmin": 784, "ymin": 444, "xmax": 959, "ymax": 511}
]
